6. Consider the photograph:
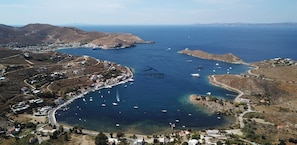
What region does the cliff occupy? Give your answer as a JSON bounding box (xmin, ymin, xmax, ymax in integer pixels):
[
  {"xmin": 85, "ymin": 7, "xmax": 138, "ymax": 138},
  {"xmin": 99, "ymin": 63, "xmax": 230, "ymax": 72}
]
[
  {"xmin": 178, "ymin": 48, "xmax": 246, "ymax": 64},
  {"xmin": 0, "ymin": 23, "xmax": 153, "ymax": 49}
]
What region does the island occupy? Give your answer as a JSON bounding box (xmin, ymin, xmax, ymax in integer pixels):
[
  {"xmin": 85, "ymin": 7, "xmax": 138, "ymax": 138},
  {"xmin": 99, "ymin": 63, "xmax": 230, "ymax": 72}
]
[
  {"xmin": 178, "ymin": 48, "xmax": 246, "ymax": 64},
  {"xmin": 0, "ymin": 23, "xmax": 154, "ymax": 51}
]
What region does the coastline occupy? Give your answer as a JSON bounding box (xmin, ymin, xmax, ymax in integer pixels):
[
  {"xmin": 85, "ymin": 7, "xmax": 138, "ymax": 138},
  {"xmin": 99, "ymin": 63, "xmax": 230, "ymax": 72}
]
[
  {"xmin": 208, "ymin": 75, "xmax": 244, "ymax": 103},
  {"xmin": 189, "ymin": 73, "xmax": 256, "ymax": 130},
  {"xmin": 48, "ymin": 66, "xmax": 134, "ymax": 129}
]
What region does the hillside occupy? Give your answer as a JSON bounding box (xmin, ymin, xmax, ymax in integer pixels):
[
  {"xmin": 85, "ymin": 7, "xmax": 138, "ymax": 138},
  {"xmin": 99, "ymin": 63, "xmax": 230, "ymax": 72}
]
[
  {"xmin": 0, "ymin": 23, "xmax": 152, "ymax": 50},
  {"xmin": 208, "ymin": 58, "xmax": 297, "ymax": 143}
]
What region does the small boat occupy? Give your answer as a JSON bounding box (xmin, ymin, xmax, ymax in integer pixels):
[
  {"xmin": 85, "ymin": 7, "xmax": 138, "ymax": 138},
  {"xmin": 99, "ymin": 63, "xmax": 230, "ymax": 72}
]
[
  {"xmin": 175, "ymin": 119, "xmax": 180, "ymax": 123},
  {"xmin": 89, "ymin": 97, "xmax": 93, "ymax": 102},
  {"xmin": 101, "ymin": 103, "xmax": 106, "ymax": 107},
  {"xmin": 191, "ymin": 73, "xmax": 200, "ymax": 77},
  {"xmin": 186, "ymin": 60, "xmax": 192, "ymax": 63},
  {"xmin": 217, "ymin": 116, "xmax": 221, "ymax": 120},
  {"xmin": 108, "ymin": 91, "xmax": 110, "ymax": 94},
  {"xmin": 206, "ymin": 92, "xmax": 211, "ymax": 96},
  {"xmin": 115, "ymin": 123, "xmax": 120, "ymax": 127},
  {"xmin": 112, "ymin": 102, "xmax": 118, "ymax": 106},
  {"xmin": 162, "ymin": 109, "xmax": 167, "ymax": 113},
  {"xmin": 82, "ymin": 98, "xmax": 86, "ymax": 102},
  {"xmin": 167, "ymin": 47, "xmax": 171, "ymax": 51},
  {"xmin": 116, "ymin": 90, "xmax": 120, "ymax": 102},
  {"xmin": 134, "ymin": 105, "xmax": 139, "ymax": 109},
  {"xmin": 216, "ymin": 63, "xmax": 219, "ymax": 66}
]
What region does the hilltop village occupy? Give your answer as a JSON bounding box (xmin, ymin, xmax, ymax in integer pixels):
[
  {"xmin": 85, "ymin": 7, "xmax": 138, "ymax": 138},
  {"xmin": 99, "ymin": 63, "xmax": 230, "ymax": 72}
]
[{"xmin": 0, "ymin": 24, "xmax": 297, "ymax": 145}]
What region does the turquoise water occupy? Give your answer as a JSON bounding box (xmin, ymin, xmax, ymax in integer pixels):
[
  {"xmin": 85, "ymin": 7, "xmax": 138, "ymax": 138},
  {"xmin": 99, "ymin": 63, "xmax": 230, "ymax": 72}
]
[{"xmin": 56, "ymin": 25, "xmax": 297, "ymax": 134}]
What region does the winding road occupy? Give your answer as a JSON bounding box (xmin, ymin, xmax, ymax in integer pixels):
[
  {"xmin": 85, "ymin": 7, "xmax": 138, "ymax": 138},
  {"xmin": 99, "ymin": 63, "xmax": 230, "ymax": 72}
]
[{"xmin": 210, "ymin": 75, "xmax": 257, "ymax": 129}]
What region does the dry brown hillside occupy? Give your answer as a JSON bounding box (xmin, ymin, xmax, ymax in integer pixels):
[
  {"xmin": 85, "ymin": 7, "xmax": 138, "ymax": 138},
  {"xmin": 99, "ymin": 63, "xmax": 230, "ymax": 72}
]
[{"xmin": 0, "ymin": 23, "xmax": 151, "ymax": 49}]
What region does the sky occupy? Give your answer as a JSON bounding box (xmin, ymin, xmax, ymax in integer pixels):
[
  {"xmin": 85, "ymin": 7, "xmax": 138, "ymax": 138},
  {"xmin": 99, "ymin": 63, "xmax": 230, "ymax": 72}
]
[{"xmin": 0, "ymin": 0, "xmax": 297, "ymax": 25}]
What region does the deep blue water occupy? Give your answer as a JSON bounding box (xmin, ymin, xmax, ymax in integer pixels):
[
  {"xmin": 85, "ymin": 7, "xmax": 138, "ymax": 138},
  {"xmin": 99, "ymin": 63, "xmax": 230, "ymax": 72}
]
[{"xmin": 56, "ymin": 25, "xmax": 297, "ymax": 134}]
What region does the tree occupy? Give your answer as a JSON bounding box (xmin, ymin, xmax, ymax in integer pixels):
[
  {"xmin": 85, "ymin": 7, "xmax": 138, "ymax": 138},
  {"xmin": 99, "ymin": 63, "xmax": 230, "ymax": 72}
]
[
  {"xmin": 50, "ymin": 130, "xmax": 58, "ymax": 139},
  {"xmin": 217, "ymin": 141, "xmax": 223, "ymax": 145},
  {"xmin": 25, "ymin": 122, "xmax": 36, "ymax": 129},
  {"xmin": 59, "ymin": 125, "xmax": 64, "ymax": 133},
  {"xmin": 191, "ymin": 132, "xmax": 200, "ymax": 139},
  {"xmin": 278, "ymin": 140, "xmax": 286, "ymax": 145},
  {"xmin": 63, "ymin": 132, "xmax": 71, "ymax": 141},
  {"xmin": 116, "ymin": 132, "xmax": 125, "ymax": 138},
  {"xmin": 95, "ymin": 132, "xmax": 108, "ymax": 145}
]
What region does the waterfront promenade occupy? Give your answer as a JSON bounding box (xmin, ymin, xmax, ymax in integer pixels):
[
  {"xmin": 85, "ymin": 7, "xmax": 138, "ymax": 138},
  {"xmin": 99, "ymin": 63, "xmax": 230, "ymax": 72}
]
[{"xmin": 48, "ymin": 66, "xmax": 134, "ymax": 129}]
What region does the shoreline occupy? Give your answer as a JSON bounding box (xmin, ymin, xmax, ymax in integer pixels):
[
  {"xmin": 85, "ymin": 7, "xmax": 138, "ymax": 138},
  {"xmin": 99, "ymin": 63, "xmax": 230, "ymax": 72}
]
[
  {"xmin": 208, "ymin": 75, "xmax": 244, "ymax": 103},
  {"xmin": 189, "ymin": 74, "xmax": 256, "ymax": 130},
  {"xmin": 48, "ymin": 66, "xmax": 134, "ymax": 129}
]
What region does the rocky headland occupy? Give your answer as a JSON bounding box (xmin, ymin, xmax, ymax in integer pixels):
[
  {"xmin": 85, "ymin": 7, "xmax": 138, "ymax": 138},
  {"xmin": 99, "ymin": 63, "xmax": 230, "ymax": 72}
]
[
  {"xmin": 0, "ymin": 23, "xmax": 153, "ymax": 51},
  {"xmin": 187, "ymin": 52, "xmax": 297, "ymax": 143},
  {"xmin": 178, "ymin": 48, "xmax": 246, "ymax": 64}
]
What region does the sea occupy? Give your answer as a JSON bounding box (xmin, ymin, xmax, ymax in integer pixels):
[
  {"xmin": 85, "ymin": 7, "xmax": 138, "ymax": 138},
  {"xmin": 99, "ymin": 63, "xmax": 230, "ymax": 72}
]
[{"xmin": 56, "ymin": 25, "xmax": 297, "ymax": 134}]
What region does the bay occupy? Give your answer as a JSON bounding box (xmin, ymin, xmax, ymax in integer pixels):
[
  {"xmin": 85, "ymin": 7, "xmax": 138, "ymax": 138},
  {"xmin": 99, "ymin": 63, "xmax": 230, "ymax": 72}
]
[{"xmin": 56, "ymin": 25, "xmax": 297, "ymax": 134}]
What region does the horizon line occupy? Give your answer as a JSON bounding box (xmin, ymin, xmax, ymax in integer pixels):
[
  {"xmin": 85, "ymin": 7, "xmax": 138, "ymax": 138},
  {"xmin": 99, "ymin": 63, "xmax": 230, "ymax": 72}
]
[{"xmin": 3, "ymin": 22, "xmax": 297, "ymax": 27}]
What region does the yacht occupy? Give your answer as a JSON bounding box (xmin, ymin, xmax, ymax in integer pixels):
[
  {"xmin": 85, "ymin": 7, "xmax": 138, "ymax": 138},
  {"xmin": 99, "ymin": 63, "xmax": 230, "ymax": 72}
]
[
  {"xmin": 101, "ymin": 103, "xmax": 106, "ymax": 107},
  {"xmin": 191, "ymin": 73, "xmax": 200, "ymax": 77}
]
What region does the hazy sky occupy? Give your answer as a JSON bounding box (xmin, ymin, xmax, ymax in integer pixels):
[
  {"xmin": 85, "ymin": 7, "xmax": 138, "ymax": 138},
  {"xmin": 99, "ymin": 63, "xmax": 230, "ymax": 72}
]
[{"xmin": 1, "ymin": 0, "xmax": 296, "ymax": 25}]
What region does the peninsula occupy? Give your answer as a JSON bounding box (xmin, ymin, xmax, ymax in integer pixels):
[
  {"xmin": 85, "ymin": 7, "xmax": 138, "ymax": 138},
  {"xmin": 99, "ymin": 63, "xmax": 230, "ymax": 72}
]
[
  {"xmin": 178, "ymin": 48, "xmax": 246, "ymax": 64},
  {"xmin": 185, "ymin": 49, "xmax": 297, "ymax": 144},
  {"xmin": 0, "ymin": 23, "xmax": 153, "ymax": 51}
]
